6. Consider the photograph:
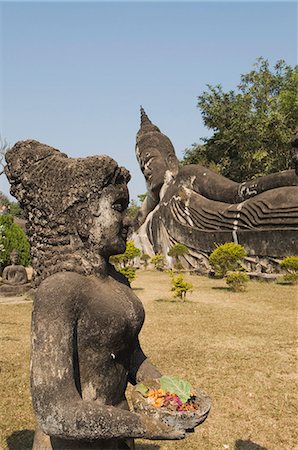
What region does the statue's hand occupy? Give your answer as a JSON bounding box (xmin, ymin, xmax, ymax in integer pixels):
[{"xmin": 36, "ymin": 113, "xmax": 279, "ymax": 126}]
[
  {"xmin": 141, "ymin": 416, "xmax": 185, "ymax": 440},
  {"xmin": 140, "ymin": 413, "xmax": 185, "ymax": 440}
]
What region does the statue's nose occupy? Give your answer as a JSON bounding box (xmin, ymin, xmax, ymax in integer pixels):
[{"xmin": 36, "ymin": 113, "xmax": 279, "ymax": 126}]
[{"xmin": 123, "ymin": 215, "xmax": 132, "ymax": 228}]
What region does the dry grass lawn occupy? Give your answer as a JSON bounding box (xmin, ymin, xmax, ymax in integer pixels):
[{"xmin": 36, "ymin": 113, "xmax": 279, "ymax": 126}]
[{"xmin": 0, "ymin": 270, "xmax": 297, "ymax": 450}]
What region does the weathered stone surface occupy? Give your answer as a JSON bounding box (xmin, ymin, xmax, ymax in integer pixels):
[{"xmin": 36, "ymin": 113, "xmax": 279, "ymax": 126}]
[
  {"xmin": 5, "ymin": 141, "xmax": 187, "ymax": 449},
  {"xmin": 134, "ymin": 109, "xmax": 298, "ymax": 269}
]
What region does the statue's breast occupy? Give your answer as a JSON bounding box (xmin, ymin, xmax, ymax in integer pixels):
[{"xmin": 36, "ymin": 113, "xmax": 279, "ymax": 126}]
[{"xmin": 77, "ymin": 276, "xmax": 145, "ymax": 354}]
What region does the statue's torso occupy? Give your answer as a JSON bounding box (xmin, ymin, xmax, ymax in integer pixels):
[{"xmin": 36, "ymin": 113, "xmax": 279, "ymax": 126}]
[{"xmin": 76, "ymin": 275, "xmax": 145, "ymax": 405}]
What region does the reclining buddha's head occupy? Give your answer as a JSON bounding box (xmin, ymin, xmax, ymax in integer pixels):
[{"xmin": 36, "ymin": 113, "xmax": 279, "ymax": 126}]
[{"xmin": 136, "ymin": 107, "xmax": 179, "ymax": 199}]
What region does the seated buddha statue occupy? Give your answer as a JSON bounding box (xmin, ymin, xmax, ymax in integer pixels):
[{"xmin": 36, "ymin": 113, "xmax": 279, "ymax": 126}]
[
  {"xmin": 2, "ymin": 249, "xmax": 29, "ymax": 285},
  {"xmin": 134, "ymin": 108, "xmax": 298, "ymax": 269}
]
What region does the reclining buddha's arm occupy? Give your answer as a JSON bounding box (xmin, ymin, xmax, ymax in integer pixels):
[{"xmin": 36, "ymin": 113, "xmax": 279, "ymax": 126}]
[{"xmin": 178, "ymin": 165, "xmax": 298, "ymax": 204}]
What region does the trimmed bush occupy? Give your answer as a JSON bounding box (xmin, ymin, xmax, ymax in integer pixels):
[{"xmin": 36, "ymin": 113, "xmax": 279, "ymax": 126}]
[
  {"xmin": 279, "ymin": 256, "xmax": 298, "ymax": 285},
  {"xmin": 279, "ymin": 256, "xmax": 298, "ymax": 272},
  {"xmin": 109, "ymin": 240, "xmax": 141, "ymax": 268},
  {"xmin": 109, "ymin": 240, "xmax": 141, "ymax": 283},
  {"xmin": 151, "ymin": 253, "xmax": 165, "ymax": 271},
  {"xmin": 209, "ymin": 243, "xmax": 246, "ymax": 278},
  {"xmin": 118, "ymin": 266, "xmax": 136, "ymax": 284},
  {"xmin": 225, "ymin": 271, "xmax": 250, "ymax": 292},
  {"xmin": 0, "ymin": 214, "xmax": 30, "ymax": 270},
  {"xmin": 170, "ymin": 274, "xmax": 193, "ymax": 301}
]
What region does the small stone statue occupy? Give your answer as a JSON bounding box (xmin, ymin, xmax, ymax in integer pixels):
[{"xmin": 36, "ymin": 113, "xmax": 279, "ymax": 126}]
[
  {"xmin": 5, "ymin": 140, "xmax": 188, "ymax": 449},
  {"xmin": 134, "ymin": 108, "xmax": 298, "ymax": 267},
  {"xmin": 2, "ymin": 249, "xmax": 28, "ymax": 285}
]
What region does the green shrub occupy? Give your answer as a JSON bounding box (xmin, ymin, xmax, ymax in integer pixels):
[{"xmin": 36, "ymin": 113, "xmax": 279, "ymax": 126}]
[
  {"xmin": 279, "ymin": 256, "xmax": 298, "ymax": 285},
  {"xmin": 279, "ymin": 256, "xmax": 298, "ymax": 272},
  {"xmin": 151, "ymin": 253, "xmax": 165, "ymax": 271},
  {"xmin": 209, "ymin": 243, "xmax": 246, "ymax": 278},
  {"xmin": 225, "ymin": 271, "xmax": 250, "ymax": 292},
  {"xmin": 109, "ymin": 240, "xmax": 141, "ymax": 268},
  {"xmin": 170, "ymin": 274, "xmax": 193, "ymax": 301},
  {"xmin": 280, "ymin": 273, "xmax": 298, "ymax": 284},
  {"xmin": 168, "ymin": 244, "xmax": 189, "ymax": 269},
  {"xmin": 110, "ymin": 241, "xmax": 141, "ymax": 282},
  {"xmin": 0, "ymin": 214, "xmax": 30, "ymax": 270},
  {"xmin": 118, "ymin": 266, "xmax": 137, "ymax": 284}
]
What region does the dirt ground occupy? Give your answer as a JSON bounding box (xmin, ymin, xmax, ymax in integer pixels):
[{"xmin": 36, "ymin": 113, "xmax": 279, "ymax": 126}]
[{"xmin": 0, "ymin": 270, "xmax": 297, "ymax": 450}]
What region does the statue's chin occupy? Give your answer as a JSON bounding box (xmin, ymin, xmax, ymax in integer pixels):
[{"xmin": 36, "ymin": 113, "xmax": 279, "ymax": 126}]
[{"xmin": 148, "ymin": 181, "xmax": 163, "ymax": 198}]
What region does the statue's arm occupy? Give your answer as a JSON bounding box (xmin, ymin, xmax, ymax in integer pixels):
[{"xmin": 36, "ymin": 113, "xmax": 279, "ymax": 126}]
[
  {"xmin": 135, "ymin": 194, "xmax": 158, "ymax": 228},
  {"xmin": 236, "ymin": 169, "xmax": 298, "ymax": 201},
  {"xmin": 179, "ymin": 165, "xmax": 298, "ymax": 204},
  {"xmin": 31, "ymin": 274, "xmax": 181, "ymax": 441},
  {"xmin": 129, "ymin": 339, "xmax": 162, "ymax": 384}
]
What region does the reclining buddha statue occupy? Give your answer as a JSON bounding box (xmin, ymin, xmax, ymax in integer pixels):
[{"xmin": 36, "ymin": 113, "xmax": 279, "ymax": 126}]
[{"xmin": 134, "ymin": 108, "xmax": 298, "ymax": 271}]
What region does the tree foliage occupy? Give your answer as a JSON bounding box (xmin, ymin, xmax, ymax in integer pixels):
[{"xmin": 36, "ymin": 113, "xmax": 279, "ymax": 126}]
[
  {"xmin": 151, "ymin": 253, "xmax": 165, "ymax": 271},
  {"xmin": 182, "ymin": 58, "xmax": 298, "ymax": 181},
  {"xmin": 168, "ymin": 244, "xmax": 189, "ymax": 270},
  {"xmin": 0, "ymin": 192, "xmax": 24, "ymax": 218},
  {"xmin": 209, "ymin": 243, "xmax": 246, "ymax": 278},
  {"xmin": 117, "ymin": 266, "xmax": 137, "ymax": 284},
  {"xmin": 279, "ymin": 256, "xmax": 298, "ymax": 284},
  {"xmin": 109, "ymin": 240, "xmax": 141, "ymax": 268},
  {"xmin": 109, "ymin": 240, "xmax": 141, "ymax": 284},
  {"xmin": 170, "ymin": 274, "xmax": 193, "ymax": 301},
  {"xmin": 0, "ymin": 214, "xmax": 30, "ymax": 270},
  {"xmin": 225, "ymin": 271, "xmax": 249, "ymax": 292}
]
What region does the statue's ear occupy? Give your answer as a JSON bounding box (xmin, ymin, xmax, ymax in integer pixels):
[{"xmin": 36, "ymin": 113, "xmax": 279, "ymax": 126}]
[{"xmin": 166, "ymin": 153, "xmax": 179, "ymax": 176}]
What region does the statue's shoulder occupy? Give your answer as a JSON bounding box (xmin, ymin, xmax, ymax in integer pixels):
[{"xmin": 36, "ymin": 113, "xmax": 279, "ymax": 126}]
[
  {"xmin": 178, "ymin": 164, "xmax": 208, "ymax": 178},
  {"xmin": 36, "ymin": 271, "xmax": 87, "ymax": 301}
]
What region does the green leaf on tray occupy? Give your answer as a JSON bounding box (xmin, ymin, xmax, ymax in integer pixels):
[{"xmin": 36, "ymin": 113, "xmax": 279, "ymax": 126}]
[
  {"xmin": 135, "ymin": 383, "xmax": 149, "ymax": 396},
  {"xmin": 160, "ymin": 375, "xmax": 192, "ymax": 403}
]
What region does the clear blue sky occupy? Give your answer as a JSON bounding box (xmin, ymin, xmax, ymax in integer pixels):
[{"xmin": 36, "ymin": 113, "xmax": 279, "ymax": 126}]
[{"xmin": 0, "ymin": 1, "xmax": 297, "ymax": 203}]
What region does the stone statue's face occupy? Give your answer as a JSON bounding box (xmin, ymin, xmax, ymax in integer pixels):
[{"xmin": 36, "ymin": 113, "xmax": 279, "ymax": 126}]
[
  {"xmin": 136, "ymin": 147, "xmax": 168, "ymax": 197},
  {"xmin": 10, "ymin": 252, "xmax": 19, "ymax": 264},
  {"xmin": 88, "ymin": 185, "xmax": 129, "ymax": 257}
]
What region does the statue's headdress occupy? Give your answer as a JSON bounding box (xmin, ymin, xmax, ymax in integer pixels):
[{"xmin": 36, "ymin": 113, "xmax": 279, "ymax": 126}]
[{"xmin": 136, "ymin": 107, "xmax": 179, "ymax": 176}]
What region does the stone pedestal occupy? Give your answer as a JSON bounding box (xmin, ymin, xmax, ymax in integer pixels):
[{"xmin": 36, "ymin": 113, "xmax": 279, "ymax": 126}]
[{"xmin": 0, "ymin": 283, "xmax": 31, "ymax": 297}]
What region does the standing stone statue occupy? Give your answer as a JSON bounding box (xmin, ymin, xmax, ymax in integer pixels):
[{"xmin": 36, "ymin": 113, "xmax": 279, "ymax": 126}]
[
  {"xmin": 5, "ymin": 140, "xmax": 187, "ymax": 450},
  {"xmin": 134, "ymin": 108, "xmax": 298, "ymax": 270}
]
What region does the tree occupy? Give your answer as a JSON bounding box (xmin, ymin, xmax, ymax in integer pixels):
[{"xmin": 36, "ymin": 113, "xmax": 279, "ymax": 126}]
[
  {"xmin": 168, "ymin": 244, "xmax": 189, "ymax": 269},
  {"xmin": 0, "ymin": 214, "xmax": 30, "ymax": 270},
  {"xmin": 170, "ymin": 274, "xmax": 193, "ymax": 301},
  {"xmin": 151, "ymin": 253, "xmax": 165, "ymax": 271},
  {"xmin": 109, "ymin": 240, "xmax": 141, "ymax": 283},
  {"xmin": 183, "ymin": 58, "xmax": 298, "ymax": 181},
  {"xmin": 109, "ymin": 240, "xmax": 141, "ymax": 268},
  {"xmin": 181, "ymin": 144, "xmax": 220, "ymax": 173},
  {"xmin": 0, "ymin": 192, "xmax": 23, "ymax": 217}
]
